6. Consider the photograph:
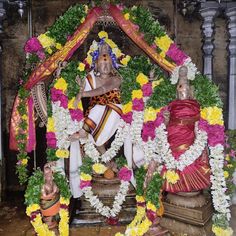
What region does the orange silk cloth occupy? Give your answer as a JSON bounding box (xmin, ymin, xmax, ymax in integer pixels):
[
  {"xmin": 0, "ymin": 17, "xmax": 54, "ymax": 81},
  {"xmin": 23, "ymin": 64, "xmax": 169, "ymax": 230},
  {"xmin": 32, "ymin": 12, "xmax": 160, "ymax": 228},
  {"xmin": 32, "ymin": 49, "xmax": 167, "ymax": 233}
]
[
  {"xmin": 24, "ymin": 7, "xmax": 103, "ymax": 90},
  {"xmin": 109, "ymin": 5, "xmax": 176, "ymax": 73},
  {"xmin": 162, "ymin": 100, "xmax": 211, "ymax": 193}
]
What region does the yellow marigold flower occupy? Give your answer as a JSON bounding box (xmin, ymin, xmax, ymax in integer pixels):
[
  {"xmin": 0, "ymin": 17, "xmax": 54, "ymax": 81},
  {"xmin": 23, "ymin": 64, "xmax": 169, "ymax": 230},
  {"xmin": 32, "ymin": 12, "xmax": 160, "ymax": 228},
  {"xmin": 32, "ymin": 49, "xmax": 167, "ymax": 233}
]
[
  {"xmin": 77, "ymin": 62, "xmax": 85, "ymax": 72},
  {"xmin": 115, "ymin": 233, "xmax": 124, "ymax": 236},
  {"xmin": 129, "ymin": 229, "xmax": 137, "ymax": 236},
  {"xmin": 54, "ymin": 77, "xmax": 68, "ymax": 92},
  {"xmin": 224, "ymin": 171, "xmax": 229, "ymax": 179},
  {"xmin": 136, "ymin": 73, "xmax": 149, "ymax": 86},
  {"xmin": 147, "ymin": 201, "xmax": 157, "ymax": 212},
  {"xmin": 98, "ymin": 31, "xmax": 108, "ymax": 39},
  {"xmin": 68, "ymin": 97, "xmax": 83, "ymax": 110},
  {"xmin": 200, "ymin": 106, "xmax": 224, "ymax": 125},
  {"xmin": 164, "ymin": 170, "xmax": 180, "ymax": 184},
  {"xmin": 124, "ymin": 13, "xmax": 130, "ymax": 20},
  {"xmin": 122, "ymin": 102, "xmax": 132, "ymax": 114},
  {"xmin": 212, "ymin": 225, "xmax": 233, "ymax": 236},
  {"xmin": 225, "ymin": 154, "xmax": 230, "ymax": 161},
  {"xmin": 227, "ymin": 164, "xmax": 233, "ymax": 168},
  {"xmin": 136, "ymin": 195, "xmax": 145, "ymax": 203},
  {"xmin": 46, "ymin": 47, "xmax": 53, "ymax": 54},
  {"xmin": 26, "ymin": 204, "xmax": 40, "ymax": 216},
  {"xmin": 22, "ymin": 114, "xmax": 28, "ymax": 120},
  {"xmin": 80, "ymin": 172, "xmax": 92, "ymax": 181},
  {"xmin": 132, "ymin": 89, "xmax": 143, "ymax": 100},
  {"xmin": 60, "ymin": 197, "xmax": 70, "ymax": 205},
  {"xmin": 84, "ymin": 5, "xmax": 89, "ymax": 13},
  {"xmin": 38, "ymin": 33, "xmax": 55, "ymax": 48},
  {"xmin": 92, "ymin": 163, "xmax": 107, "ymax": 174},
  {"xmin": 144, "ymin": 107, "xmax": 159, "ymax": 122},
  {"xmin": 21, "ymin": 159, "xmax": 28, "ymax": 165},
  {"xmin": 112, "ymin": 48, "xmax": 122, "ymax": 58},
  {"xmin": 80, "ymin": 17, "xmax": 85, "ymax": 23},
  {"xmin": 105, "ymin": 38, "xmax": 117, "ymax": 49},
  {"xmin": 47, "ymin": 117, "xmax": 55, "ymax": 132},
  {"xmin": 56, "ymin": 149, "xmax": 69, "ymax": 158},
  {"xmin": 120, "ymin": 55, "xmax": 131, "ymax": 66},
  {"xmin": 86, "ymin": 55, "xmax": 93, "ymax": 65},
  {"xmin": 55, "ymin": 43, "xmax": 62, "ymax": 50},
  {"xmin": 154, "ymin": 35, "xmax": 172, "ymax": 53},
  {"xmin": 152, "ymin": 78, "xmax": 164, "ymax": 89}
]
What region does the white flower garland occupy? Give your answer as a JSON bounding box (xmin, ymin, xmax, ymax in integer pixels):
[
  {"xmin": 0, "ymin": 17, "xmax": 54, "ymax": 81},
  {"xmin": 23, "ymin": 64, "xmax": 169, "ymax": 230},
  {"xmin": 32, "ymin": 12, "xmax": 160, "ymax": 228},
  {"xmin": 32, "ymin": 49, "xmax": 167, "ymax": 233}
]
[
  {"xmin": 82, "ymin": 120, "xmax": 129, "ymax": 163},
  {"xmin": 153, "ymin": 122, "xmax": 208, "ymax": 171},
  {"xmin": 82, "ymin": 180, "xmax": 130, "ymax": 218},
  {"xmin": 52, "ymin": 102, "xmax": 83, "ymax": 149},
  {"xmin": 130, "ymin": 111, "xmax": 144, "ymax": 147},
  {"xmin": 170, "ymin": 58, "xmax": 198, "ymax": 84},
  {"xmin": 209, "ymin": 144, "xmax": 231, "ymax": 220}
]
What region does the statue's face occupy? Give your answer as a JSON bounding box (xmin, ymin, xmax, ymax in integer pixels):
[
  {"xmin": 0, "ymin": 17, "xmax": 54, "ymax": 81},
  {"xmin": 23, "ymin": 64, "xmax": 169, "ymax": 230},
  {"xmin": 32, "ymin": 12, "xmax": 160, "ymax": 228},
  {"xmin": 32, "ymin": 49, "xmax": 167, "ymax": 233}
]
[
  {"xmin": 97, "ymin": 53, "xmax": 113, "ymax": 75},
  {"xmin": 177, "ymin": 78, "xmax": 190, "ymax": 100}
]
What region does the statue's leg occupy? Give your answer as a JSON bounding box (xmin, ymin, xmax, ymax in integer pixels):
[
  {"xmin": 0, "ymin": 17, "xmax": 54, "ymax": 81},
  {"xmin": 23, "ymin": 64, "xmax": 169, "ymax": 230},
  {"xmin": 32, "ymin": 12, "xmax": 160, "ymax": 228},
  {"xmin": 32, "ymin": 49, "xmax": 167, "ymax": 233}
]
[{"xmin": 97, "ymin": 145, "xmax": 106, "ymax": 154}]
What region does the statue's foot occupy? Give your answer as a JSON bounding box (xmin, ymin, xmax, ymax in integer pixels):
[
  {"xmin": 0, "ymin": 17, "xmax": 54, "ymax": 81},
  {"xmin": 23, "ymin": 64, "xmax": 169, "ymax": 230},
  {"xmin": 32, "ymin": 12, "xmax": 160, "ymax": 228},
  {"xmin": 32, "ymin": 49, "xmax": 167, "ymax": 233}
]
[{"xmin": 146, "ymin": 225, "xmax": 168, "ymax": 236}]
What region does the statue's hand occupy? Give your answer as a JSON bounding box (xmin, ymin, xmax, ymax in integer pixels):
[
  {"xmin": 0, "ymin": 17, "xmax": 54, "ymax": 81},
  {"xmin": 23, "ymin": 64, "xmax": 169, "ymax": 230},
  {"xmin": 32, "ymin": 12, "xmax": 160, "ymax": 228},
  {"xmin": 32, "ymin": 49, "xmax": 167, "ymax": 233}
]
[
  {"xmin": 143, "ymin": 160, "xmax": 158, "ymax": 190},
  {"xmin": 73, "ymin": 93, "xmax": 82, "ymax": 108},
  {"xmin": 68, "ymin": 129, "xmax": 88, "ymax": 142}
]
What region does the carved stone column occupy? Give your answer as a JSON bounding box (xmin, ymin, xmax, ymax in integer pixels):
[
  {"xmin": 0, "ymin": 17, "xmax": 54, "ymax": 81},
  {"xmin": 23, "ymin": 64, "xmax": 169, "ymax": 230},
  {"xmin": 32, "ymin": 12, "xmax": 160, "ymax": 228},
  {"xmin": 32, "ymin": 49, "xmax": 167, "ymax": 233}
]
[
  {"xmin": 226, "ymin": 3, "xmax": 236, "ymax": 130},
  {"xmin": 200, "ymin": 2, "xmax": 219, "ymax": 80}
]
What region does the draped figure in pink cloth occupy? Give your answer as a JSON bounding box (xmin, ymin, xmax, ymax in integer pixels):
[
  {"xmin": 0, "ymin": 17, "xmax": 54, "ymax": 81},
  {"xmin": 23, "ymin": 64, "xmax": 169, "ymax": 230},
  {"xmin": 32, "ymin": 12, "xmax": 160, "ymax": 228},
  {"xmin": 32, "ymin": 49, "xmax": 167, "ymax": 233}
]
[
  {"xmin": 163, "ymin": 66, "xmax": 211, "ymax": 192},
  {"xmin": 145, "ymin": 66, "xmax": 211, "ymax": 194}
]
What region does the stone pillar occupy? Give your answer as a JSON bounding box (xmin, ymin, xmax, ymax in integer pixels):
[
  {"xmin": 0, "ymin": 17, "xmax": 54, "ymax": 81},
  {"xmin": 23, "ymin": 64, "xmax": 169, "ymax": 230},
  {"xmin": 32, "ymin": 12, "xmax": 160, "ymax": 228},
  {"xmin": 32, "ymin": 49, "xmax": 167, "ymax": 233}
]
[
  {"xmin": 226, "ymin": 3, "xmax": 236, "ymax": 130},
  {"xmin": 200, "ymin": 2, "xmax": 219, "ymax": 80},
  {"xmin": 0, "ymin": 44, "xmax": 3, "ymax": 201}
]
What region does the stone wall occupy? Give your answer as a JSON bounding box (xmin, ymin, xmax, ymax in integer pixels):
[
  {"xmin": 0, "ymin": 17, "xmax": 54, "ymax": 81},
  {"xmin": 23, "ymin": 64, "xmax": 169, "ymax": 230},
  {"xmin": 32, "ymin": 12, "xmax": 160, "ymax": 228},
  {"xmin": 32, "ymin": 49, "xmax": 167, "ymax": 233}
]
[{"xmin": 1, "ymin": 0, "xmax": 230, "ymax": 188}]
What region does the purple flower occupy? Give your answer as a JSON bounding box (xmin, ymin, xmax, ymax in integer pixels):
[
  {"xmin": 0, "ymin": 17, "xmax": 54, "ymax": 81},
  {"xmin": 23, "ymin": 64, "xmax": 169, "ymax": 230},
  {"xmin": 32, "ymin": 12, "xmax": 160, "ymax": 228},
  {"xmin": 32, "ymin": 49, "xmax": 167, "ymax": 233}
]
[
  {"xmin": 24, "ymin": 37, "xmax": 42, "ymax": 53},
  {"xmin": 132, "ymin": 99, "xmax": 144, "ymax": 111},
  {"xmin": 69, "ymin": 109, "xmax": 84, "ymax": 122},
  {"xmin": 46, "ymin": 132, "xmax": 57, "ymax": 148},
  {"xmin": 121, "ymin": 112, "xmax": 133, "ymax": 124},
  {"xmin": 142, "ymin": 83, "xmax": 153, "ymax": 97},
  {"xmin": 118, "ymin": 167, "xmax": 132, "ymax": 181},
  {"xmin": 36, "ymin": 50, "xmax": 46, "ymax": 60},
  {"xmin": 166, "ymin": 43, "xmax": 188, "ymax": 66},
  {"xmin": 142, "ymin": 121, "xmax": 156, "ymax": 142},
  {"xmin": 51, "ymin": 88, "xmax": 68, "ymax": 108},
  {"xmin": 80, "ymin": 180, "xmax": 91, "ymax": 189},
  {"xmin": 17, "ymin": 160, "xmax": 22, "ymax": 165},
  {"xmin": 146, "ymin": 209, "xmax": 157, "ymax": 223},
  {"xmin": 230, "ymin": 149, "xmax": 236, "ymax": 157}
]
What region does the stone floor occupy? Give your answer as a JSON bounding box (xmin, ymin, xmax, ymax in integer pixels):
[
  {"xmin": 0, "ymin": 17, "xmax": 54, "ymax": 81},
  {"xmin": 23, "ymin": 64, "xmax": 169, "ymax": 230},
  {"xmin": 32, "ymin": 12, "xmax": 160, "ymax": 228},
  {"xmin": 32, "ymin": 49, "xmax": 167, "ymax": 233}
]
[{"xmin": 0, "ymin": 201, "xmax": 235, "ymax": 236}]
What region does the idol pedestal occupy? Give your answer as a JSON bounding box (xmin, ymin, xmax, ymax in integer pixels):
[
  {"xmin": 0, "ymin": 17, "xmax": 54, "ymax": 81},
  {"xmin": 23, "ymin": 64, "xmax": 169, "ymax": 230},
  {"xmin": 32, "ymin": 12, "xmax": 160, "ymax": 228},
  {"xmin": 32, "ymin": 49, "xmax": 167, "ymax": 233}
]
[{"xmin": 71, "ymin": 176, "xmax": 136, "ymax": 226}]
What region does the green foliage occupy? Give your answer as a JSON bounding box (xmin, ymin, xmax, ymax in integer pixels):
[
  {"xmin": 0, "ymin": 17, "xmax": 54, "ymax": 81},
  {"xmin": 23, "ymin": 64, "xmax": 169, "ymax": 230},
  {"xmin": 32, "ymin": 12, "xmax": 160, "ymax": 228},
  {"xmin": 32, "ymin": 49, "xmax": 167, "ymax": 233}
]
[
  {"xmin": 147, "ymin": 77, "xmax": 176, "ymax": 109},
  {"xmin": 46, "ymin": 148, "xmax": 58, "ymax": 162},
  {"xmin": 123, "ymin": 6, "xmax": 165, "ymax": 45},
  {"xmin": 135, "ymin": 166, "xmax": 147, "ymax": 196},
  {"xmin": 24, "ymin": 169, "xmax": 44, "ymax": 206},
  {"xmin": 212, "ymin": 213, "xmax": 229, "ymax": 229},
  {"xmin": 60, "ymin": 61, "xmax": 86, "ymax": 100},
  {"xmin": 53, "ymin": 172, "xmax": 71, "ymax": 199},
  {"xmin": 118, "ymin": 55, "xmax": 164, "ymax": 104},
  {"xmin": 79, "ymin": 157, "xmax": 93, "ymax": 174},
  {"xmin": 146, "ymin": 173, "xmax": 163, "ymax": 208},
  {"xmin": 115, "ymin": 156, "xmax": 127, "ymax": 169},
  {"xmin": 16, "ymin": 163, "xmax": 29, "ymax": 185},
  {"xmin": 47, "ymin": 4, "xmax": 87, "ymax": 45},
  {"xmin": 227, "ymin": 130, "xmax": 236, "ymax": 150},
  {"xmin": 190, "ymin": 74, "xmax": 223, "ymax": 108}
]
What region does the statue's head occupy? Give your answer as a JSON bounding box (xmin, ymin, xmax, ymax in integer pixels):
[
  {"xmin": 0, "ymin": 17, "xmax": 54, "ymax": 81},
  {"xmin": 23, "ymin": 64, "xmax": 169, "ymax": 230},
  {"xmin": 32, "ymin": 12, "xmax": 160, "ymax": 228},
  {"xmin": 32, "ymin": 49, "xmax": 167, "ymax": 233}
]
[
  {"xmin": 43, "ymin": 163, "xmax": 53, "ymax": 182},
  {"xmin": 177, "ymin": 66, "xmax": 193, "ymax": 100},
  {"xmin": 96, "ymin": 43, "xmax": 113, "ymax": 75}
]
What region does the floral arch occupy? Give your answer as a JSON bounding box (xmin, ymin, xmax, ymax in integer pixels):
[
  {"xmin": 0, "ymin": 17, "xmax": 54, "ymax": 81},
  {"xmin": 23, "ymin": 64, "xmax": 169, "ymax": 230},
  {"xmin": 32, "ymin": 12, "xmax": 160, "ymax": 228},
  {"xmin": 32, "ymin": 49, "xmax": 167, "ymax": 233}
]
[{"xmin": 9, "ymin": 2, "xmax": 235, "ymax": 236}]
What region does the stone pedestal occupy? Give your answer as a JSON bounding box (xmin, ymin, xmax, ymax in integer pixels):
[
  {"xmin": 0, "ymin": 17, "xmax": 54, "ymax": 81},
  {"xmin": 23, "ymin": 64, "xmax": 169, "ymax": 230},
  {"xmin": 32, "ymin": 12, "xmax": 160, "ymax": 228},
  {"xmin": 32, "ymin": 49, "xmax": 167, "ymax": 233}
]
[
  {"xmin": 71, "ymin": 176, "xmax": 136, "ymax": 226},
  {"xmin": 160, "ymin": 192, "xmax": 214, "ymax": 236}
]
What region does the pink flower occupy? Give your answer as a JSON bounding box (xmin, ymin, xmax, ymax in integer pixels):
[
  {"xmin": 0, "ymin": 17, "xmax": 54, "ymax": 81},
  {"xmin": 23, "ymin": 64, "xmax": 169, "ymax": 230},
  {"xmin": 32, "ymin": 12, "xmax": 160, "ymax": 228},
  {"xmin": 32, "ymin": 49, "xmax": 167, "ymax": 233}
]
[
  {"xmin": 230, "ymin": 149, "xmax": 236, "ymax": 157},
  {"xmin": 24, "ymin": 37, "xmax": 42, "ymax": 53},
  {"xmin": 142, "ymin": 121, "xmax": 156, "ymax": 142},
  {"xmin": 46, "ymin": 132, "xmax": 57, "ymax": 148},
  {"xmin": 142, "ymin": 83, "xmax": 152, "ymax": 97},
  {"xmin": 50, "ymin": 88, "xmax": 68, "ymax": 108},
  {"xmin": 80, "ymin": 180, "xmax": 91, "ymax": 189},
  {"xmin": 132, "ymin": 99, "xmax": 144, "ymax": 111},
  {"xmin": 36, "ymin": 50, "xmax": 46, "ymax": 60},
  {"xmin": 151, "ymin": 44, "xmax": 157, "ymax": 49},
  {"xmin": 118, "ymin": 167, "xmax": 132, "ymax": 181},
  {"xmin": 69, "ymin": 109, "xmax": 84, "ymax": 122},
  {"xmin": 116, "ymin": 4, "xmax": 124, "ymax": 11},
  {"xmin": 199, "ymin": 119, "xmax": 225, "ymax": 146},
  {"xmin": 166, "ymin": 43, "xmax": 188, "ymax": 66},
  {"xmin": 17, "ymin": 160, "xmax": 22, "ymax": 165},
  {"xmin": 146, "ymin": 209, "xmax": 157, "ymax": 223},
  {"xmin": 121, "ymin": 112, "xmax": 133, "ymax": 124}
]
